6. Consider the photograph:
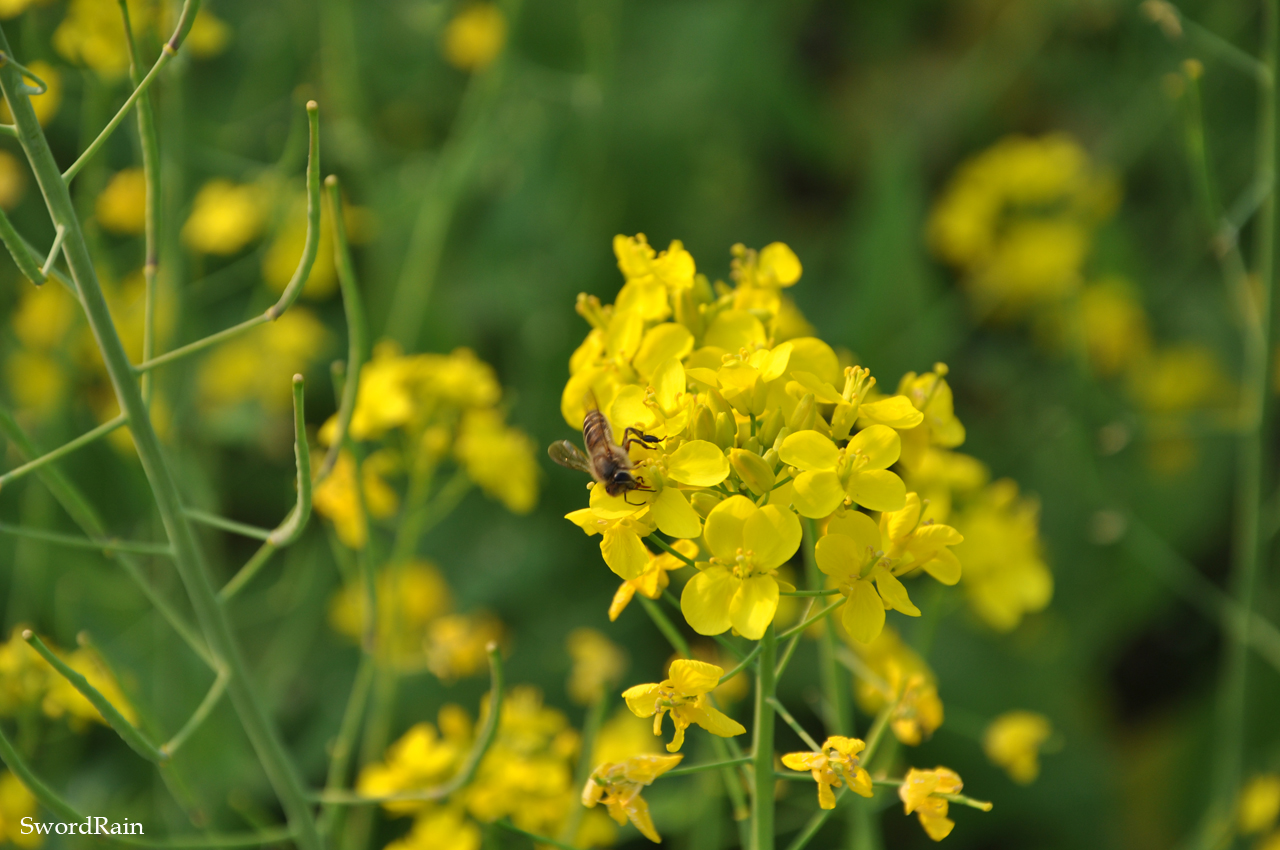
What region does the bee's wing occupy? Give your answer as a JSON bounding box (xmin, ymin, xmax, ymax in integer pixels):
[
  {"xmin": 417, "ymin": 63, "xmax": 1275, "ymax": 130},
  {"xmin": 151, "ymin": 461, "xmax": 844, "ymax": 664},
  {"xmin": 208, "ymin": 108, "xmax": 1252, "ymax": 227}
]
[{"xmin": 548, "ymin": 440, "xmax": 594, "ymax": 475}]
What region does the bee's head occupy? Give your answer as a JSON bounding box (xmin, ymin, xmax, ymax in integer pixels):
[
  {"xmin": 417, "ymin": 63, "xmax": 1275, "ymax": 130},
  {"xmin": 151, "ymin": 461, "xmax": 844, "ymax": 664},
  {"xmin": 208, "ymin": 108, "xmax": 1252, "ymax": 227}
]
[{"xmin": 604, "ymin": 469, "xmax": 641, "ymax": 497}]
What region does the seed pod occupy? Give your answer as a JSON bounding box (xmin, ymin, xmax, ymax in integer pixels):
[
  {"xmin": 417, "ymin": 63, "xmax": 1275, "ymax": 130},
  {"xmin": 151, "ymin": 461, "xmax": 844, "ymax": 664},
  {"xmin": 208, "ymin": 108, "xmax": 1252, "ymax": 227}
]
[
  {"xmin": 758, "ymin": 407, "xmax": 784, "ymax": 447},
  {"xmin": 691, "ymin": 491, "xmax": 721, "ymax": 519},
  {"xmin": 715, "ymin": 411, "xmax": 737, "ymax": 449},
  {"xmin": 731, "ymin": 448, "xmax": 776, "ymax": 496},
  {"xmin": 692, "ymin": 404, "xmax": 717, "ymax": 443},
  {"xmin": 787, "ymin": 392, "xmax": 816, "ymax": 432}
]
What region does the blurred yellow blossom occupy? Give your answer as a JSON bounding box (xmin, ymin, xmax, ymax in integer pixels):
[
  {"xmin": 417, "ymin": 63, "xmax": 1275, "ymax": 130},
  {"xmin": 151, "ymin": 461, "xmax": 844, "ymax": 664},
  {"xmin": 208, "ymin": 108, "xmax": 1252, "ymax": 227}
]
[
  {"xmin": 983, "ymin": 711, "xmax": 1053, "ymax": 784},
  {"xmin": 582, "ymin": 753, "xmax": 682, "ymax": 843},
  {"xmin": 385, "ymin": 807, "xmax": 479, "ymax": 850},
  {"xmin": 0, "ymin": 0, "xmax": 46, "ymax": 19},
  {"xmin": 37, "ymin": 642, "xmax": 137, "ymax": 729},
  {"xmin": 623, "ymin": 659, "xmax": 745, "ymax": 752},
  {"xmin": 328, "ymin": 560, "xmax": 452, "ymax": 664},
  {"xmin": 951, "ymin": 479, "xmax": 1052, "ymax": 632},
  {"xmin": 426, "ymin": 612, "xmax": 503, "ymax": 681},
  {"xmin": 313, "ymin": 450, "xmax": 399, "ymax": 549},
  {"xmin": 54, "ymin": 0, "xmax": 152, "ymax": 75},
  {"xmin": 96, "ymin": 168, "xmax": 148, "ymax": 235},
  {"xmin": 357, "ymin": 706, "xmax": 473, "ymax": 815},
  {"xmin": 782, "ymin": 736, "xmax": 873, "ymax": 810},
  {"xmin": 1240, "ymin": 774, "xmax": 1280, "ymax": 835},
  {"xmin": 0, "ymin": 771, "xmax": 39, "ymax": 848},
  {"xmin": 182, "ymin": 179, "xmax": 267, "ymax": 255},
  {"xmin": 592, "ymin": 709, "xmax": 661, "ymax": 765},
  {"xmin": 566, "ymin": 628, "xmax": 627, "ymax": 705},
  {"xmin": 183, "ymin": 8, "xmax": 232, "ymax": 58},
  {"xmin": 1077, "ymin": 278, "xmax": 1151, "ymax": 377},
  {"xmin": 443, "ymin": 3, "xmax": 507, "ymax": 72},
  {"xmin": 889, "ymin": 669, "xmax": 944, "ymax": 746},
  {"xmin": 454, "ymin": 407, "xmax": 539, "ymax": 514},
  {"xmin": 0, "ymin": 628, "xmax": 50, "ymax": 716},
  {"xmin": 197, "ymin": 308, "xmax": 328, "ymax": 412},
  {"xmin": 0, "ymin": 150, "xmax": 25, "ymax": 209},
  {"xmin": 0, "ymin": 60, "xmax": 61, "ymax": 127}
]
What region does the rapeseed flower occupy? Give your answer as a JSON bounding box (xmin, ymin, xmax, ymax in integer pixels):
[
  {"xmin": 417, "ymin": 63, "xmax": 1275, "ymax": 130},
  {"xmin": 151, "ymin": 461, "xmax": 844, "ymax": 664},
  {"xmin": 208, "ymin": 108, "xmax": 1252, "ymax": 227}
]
[
  {"xmin": 0, "ymin": 150, "xmax": 24, "ymax": 210},
  {"xmin": 313, "ymin": 450, "xmax": 399, "ymax": 549},
  {"xmin": 622, "ymin": 659, "xmax": 745, "ymax": 752},
  {"xmin": 899, "ymin": 767, "xmax": 966, "ymax": 841},
  {"xmin": 443, "ymin": 3, "xmax": 506, "ymax": 71},
  {"xmin": 608, "ymin": 539, "xmax": 695, "ymax": 621},
  {"xmin": 0, "ymin": 770, "xmax": 39, "ymax": 848},
  {"xmin": 54, "ymin": 0, "xmax": 152, "ymax": 75},
  {"xmin": 358, "ymin": 707, "xmax": 473, "ymax": 815},
  {"xmin": 1077, "ymin": 278, "xmax": 1152, "ymax": 378},
  {"xmin": 1239, "ymin": 774, "xmax": 1280, "ymax": 835},
  {"xmin": 96, "ymin": 169, "xmax": 148, "ymax": 235},
  {"xmin": 781, "ymin": 736, "xmax": 873, "ymax": 810},
  {"xmin": 566, "ymin": 628, "xmax": 627, "ymax": 705},
  {"xmin": 889, "ymin": 669, "xmax": 944, "ymax": 746},
  {"xmin": 583, "ymin": 754, "xmax": 683, "ymax": 843},
  {"xmin": 592, "ymin": 709, "xmax": 661, "ymax": 764},
  {"xmin": 0, "ymin": 628, "xmax": 50, "ymax": 716},
  {"xmin": 328, "ymin": 560, "xmax": 452, "ymax": 663},
  {"xmin": 182, "ymin": 179, "xmax": 267, "ymax": 255},
  {"xmin": 197, "ymin": 308, "xmax": 328, "ymax": 412},
  {"xmin": 384, "ymin": 807, "xmax": 479, "ymax": 850},
  {"xmin": 454, "ymin": 408, "xmax": 539, "ymax": 514},
  {"xmin": 425, "ymin": 612, "xmax": 503, "ymax": 681},
  {"xmin": 983, "ymin": 711, "xmax": 1053, "ymax": 784}
]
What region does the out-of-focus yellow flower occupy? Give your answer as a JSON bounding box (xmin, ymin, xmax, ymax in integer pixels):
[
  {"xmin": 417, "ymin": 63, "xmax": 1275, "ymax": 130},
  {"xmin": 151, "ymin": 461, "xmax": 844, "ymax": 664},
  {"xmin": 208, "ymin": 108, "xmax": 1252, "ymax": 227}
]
[
  {"xmin": 889, "ymin": 669, "xmax": 943, "ymax": 746},
  {"xmin": 983, "ymin": 711, "xmax": 1053, "ymax": 784},
  {"xmin": 0, "ymin": 628, "xmax": 50, "ymax": 716},
  {"xmin": 40, "ymin": 644, "xmax": 137, "ymax": 729},
  {"xmin": 1128, "ymin": 343, "xmax": 1231, "ymax": 415},
  {"xmin": 1078, "ymin": 278, "xmax": 1151, "ymax": 377},
  {"xmin": 183, "ymin": 9, "xmax": 231, "ymax": 58},
  {"xmin": 608, "ymin": 539, "xmax": 694, "ymax": 621},
  {"xmin": 443, "ymin": 3, "xmax": 507, "ymax": 72},
  {"xmin": 54, "ymin": 0, "xmax": 152, "ymax": 75},
  {"xmin": 0, "ymin": 0, "xmax": 47, "ymax": 20},
  {"xmin": 426, "ymin": 612, "xmax": 503, "ymax": 681},
  {"xmin": 96, "ymin": 168, "xmax": 148, "ymax": 235},
  {"xmin": 11, "ymin": 275, "xmax": 75, "ymax": 352},
  {"xmin": 313, "ymin": 450, "xmax": 399, "ymax": 549},
  {"xmin": 328, "ymin": 560, "xmax": 452, "ymax": 664},
  {"xmin": 899, "ymin": 767, "xmax": 967, "ymax": 841},
  {"xmin": 582, "ymin": 754, "xmax": 682, "ymax": 843},
  {"xmin": 782, "ymin": 736, "xmax": 873, "ymax": 810},
  {"xmin": 454, "ymin": 407, "xmax": 539, "ymax": 514},
  {"xmin": 262, "ymin": 194, "xmax": 337, "ymax": 300},
  {"xmin": 385, "ymin": 807, "xmax": 479, "ymax": 850},
  {"xmin": 357, "ymin": 706, "xmax": 473, "ymax": 815},
  {"xmin": 1240, "ymin": 774, "xmax": 1280, "ymax": 835},
  {"xmin": 566, "ymin": 628, "xmax": 627, "ymax": 706},
  {"xmin": 182, "ymin": 179, "xmax": 266, "ymax": 255},
  {"xmin": 622, "ymin": 659, "xmax": 745, "ymax": 753},
  {"xmin": 592, "ymin": 709, "xmax": 661, "ymax": 765},
  {"xmin": 0, "ymin": 770, "xmax": 40, "ymax": 848},
  {"xmin": 0, "ymin": 151, "xmax": 25, "ymax": 209},
  {"xmin": 846, "ymin": 626, "xmax": 932, "ymax": 716},
  {"xmin": 0, "ymin": 60, "xmax": 62, "ymax": 127},
  {"xmin": 197, "ymin": 308, "xmax": 328, "ymax": 412},
  {"xmin": 5, "ymin": 350, "xmax": 66, "ymax": 414},
  {"xmin": 951, "ymin": 479, "xmax": 1052, "ymax": 632}
]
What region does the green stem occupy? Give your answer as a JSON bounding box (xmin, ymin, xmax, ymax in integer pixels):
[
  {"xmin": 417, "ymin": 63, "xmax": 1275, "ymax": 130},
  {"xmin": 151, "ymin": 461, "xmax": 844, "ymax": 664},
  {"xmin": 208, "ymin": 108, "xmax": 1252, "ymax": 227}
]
[
  {"xmin": 182, "ymin": 508, "xmax": 273, "ymax": 541},
  {"xmin": 720, "ymin": 642, "xmax": 762, "ymax": 683},
  {"xmin": 773, "ymin": 599, "xmax": 816, "ymax": 681},
  {"xmin": 779, "ymin": 588, "xmax": 841, "ymax": 597},
  {"xmin": 559, "ymin": 690, "xmax": 610, "ymax": 844},
  {"xmin": 647, "ymin": 533, "xmax": 696, "ymax": 566},
  {"xmin": 0, "ymin": 415, "xmax": 126, "ymax": 489},
  {"xmin": 0, "ymin": 34, "xmax": 322, "ymax": 850},
  {"xmin": 265, "ymin": 375, "xmax": 312, "ymax": 546},
  {"xmin": 268, "ymin": 102, "xmax": 322, "ymax": 319},
  {"xmin": 217, "ymin": 542, "xmax": 277, "ymax": 602},
  {"xmin": 664, "ymin": 756, "xmax": 753, "ymax": 778},
  {"xmin": 767, "ymin": 697, "xmax": 820, "ymax": 751},
  {"xmin": 802, "ymin": 518, "xmax": 850, "ymax": 738},
  {"xmin": 0, "ymin": 205, "xmax": 44, "ymax": 283},
  {"xmin": 23, "ymin": 631, "xmax": 165, "ymax": 763},
  {"xmin": 638, "ymin": 595, "xmax": 690, "ymax": 658},
  {"xmin": 162, "ymin": 666, "xmax": 229, "ymax": 756},
  {"xmin": 320, "ymin": 652, "xmax": 375, "ymax": 837},
  {"xmin": 776, "ymin": 599, "xmax": 843, "ymax": 641},
  {"xmin": 491, "ymin": 820, "xmax": 579, "ymax": 850},
  {"xmin": 0, "ymin": 522, "xmax": 171, "ymax": 556},
  {"xmin": 133, "ymin": 314, "xmax": 270, "ymax": 373},
  {"xmin": 751, "ymin": 626, "xmax": 777, "ymax": 850}
]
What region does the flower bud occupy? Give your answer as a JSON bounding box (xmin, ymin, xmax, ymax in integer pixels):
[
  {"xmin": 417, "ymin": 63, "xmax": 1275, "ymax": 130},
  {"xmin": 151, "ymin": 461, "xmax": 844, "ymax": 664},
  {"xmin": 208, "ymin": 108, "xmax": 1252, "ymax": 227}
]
[
  {"xmin": 758, "ymin": 407, "xmax": 784, "ymax": 447},
  {"xmin": 742, "ymin": 436, "xmax": 761, "ymax": 455},
  {"xmin": 749, "ymin": 377, "xmax": 770, "ymax": 415},
  {"xmin": 690, "ymin": 491, "xmax": 721, "ymax": 518},
  {"xmin": 787, "ymin": 392, "xmax": 816, "ymax": 432},
  {"xmin": 715, "ymin": 411, "xmax": 737, "ymax": 449},
  {"xmin": 763, "ymin": 447, "xmax": 780, "ymax": 470},
  {"xmin": 831, "ymin": 402, "xmax": 857, "ymax": 440},
  {"xmin": 730, "ymin": 448, "xmax": 775, "ymax": 496},
  {"xmin": 692, "ymin": 404, "xmax": 717, "ymax": 443},
  {"xmin": 772, "ymin": 426, "xmax": 792, "ymax": 451}
]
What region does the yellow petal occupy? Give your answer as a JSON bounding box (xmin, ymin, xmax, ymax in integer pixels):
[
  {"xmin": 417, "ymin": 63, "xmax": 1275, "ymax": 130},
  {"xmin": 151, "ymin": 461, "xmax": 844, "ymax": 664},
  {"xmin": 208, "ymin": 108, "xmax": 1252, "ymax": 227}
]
[
  {"xmin": 814, "ymin": 533, "xmax": 863, "ymax": 580},
  {"xmin": 703, "ymin": 496, "xmax": 756, "ymax": 561},
  {"xmin": 703, "ymin": 310, "xmax": 766, "ymax": 350},
  {"xmin": 611, "ymin": 384, "xmax": 659, "ymax": 432},
  {"xmin": 566, "ymin": 508, "xmax": 605, "ymax": 536},
  {"xmin": 616, "ymin": 278, "xmax": 671, "ymax": 322},
  {"xmin": 882, "ymin": 493, "xmax": 922, "ymax": 541},
  {"xmin": 873, "ymin": 569, "xmax": 920, "ymax": 616},
  {"xmin": 623, "ymin": 683, "xmax": 661, "ymax": 717},
  {"xmin": 680, "ymin": 567, "xmax": 737, "ymax": 635},
  {"xmin": 817, "ymin": 779, "xmax": 837, "ymax": 809},
  {"xmin": 601, "ymin": 528, "xmax": 650, "ymax": 580},
  {"xmin": 847, "ymin": 469, "xmax": 907, "ymax": 512},
  {"xmin": 785, "ymin": 338, "xmax": 840, "ymax": 385},
  {"xmin": 912, "ymin": 523, "xmax": 964, "ymax": 549},
  {"xmin": 633, "ymin": 323, "xmax": 694, "ymax": 378},
  {"xmin": 686, "ymin": 366, "xmax": 720, "ymax": 388},
  {"xmin": 609, "ymin": 583, "xmax": 637, "ymax": 621},
  {"xmin": 850, "ymin": 767, "xmax": 874, "ymax": 798},
  {"xmin": 718, "ymin": 360, "xmax": 761, "ymax": 392},
  {"xmin": 779, "ymin": 430, "xmax": 839, "ymax": 471},
  {"xmin": 859, "ymin": 395, "xmax": 925, "ymax": 429},
  {"xmin": 669, "ymin": 659, "xmax": 724, "ymax": 695},
  {"xmin": 781, "ymin": 752, "xmax": 823, "ymax": 771},
  {"xmin": 652, "ymin": 357, "xmax": 687, "ymax": 413},
  {"xmin": 923, "ymin": 548, "xmax": 961, "ymax": 586},
  {"xmin": 729, "ymin": 575, "xmax": 779, "ymax": 640},
  {"xmin": 606, "ymin": 310, "xmax": 644, "ymax": 361},
  {"xmin": 666, "ymin": 440, "xmax": 730, "ymax": 487},
  {"xmin": 842, "ymin": 580, "xmax": 886, "ymax": 644},
  {"xmin": 826, "ymin": 509, "xmax": 881, "ymax": 554},
  {"xmin": 744, "ymin": 505, "xmax": 803, "ymax": 570},
  {"xmin": 847, "ymin": 424, "xmax": 902, "ymax": 469},
  {"xmin": 688, "ymin": 702, "xmax": 747, "ymax": 738},
  {"xmin": 792, "ymin": 470, "xmax": 845, "ymax": 519},
  {"xmin": 788, "ymin": 371, "xmax": 844, "ymax": 405},
  {"xmin": 652, "ymin": 486, "xmax": 702, "ymax": 538},
  {"xmin": 624, "ymin": 791, "xmax": 662, "ymax": 843},
  {"xmin": 759, "ymin": 242, "xmax": 802, "ymax": 285},
  {"xmin": 623, "ymin": 753, "xmax": 684, "ymax": 783},
  {"xmin": 758, "ymin": 342, "xmax": 793, "ymax": 382}
]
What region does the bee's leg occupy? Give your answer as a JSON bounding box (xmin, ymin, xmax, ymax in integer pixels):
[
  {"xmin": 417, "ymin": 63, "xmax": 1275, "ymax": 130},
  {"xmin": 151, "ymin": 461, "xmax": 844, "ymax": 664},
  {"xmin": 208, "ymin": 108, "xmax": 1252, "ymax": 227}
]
[{"xmin": 622, "ymin": 428, "xmax": 663, "ymax": 452}]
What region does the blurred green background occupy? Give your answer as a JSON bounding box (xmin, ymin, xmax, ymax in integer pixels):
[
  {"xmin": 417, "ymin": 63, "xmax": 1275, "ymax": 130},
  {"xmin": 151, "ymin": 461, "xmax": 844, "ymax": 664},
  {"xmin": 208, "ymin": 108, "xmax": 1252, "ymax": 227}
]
[{"xmin": 1, "ymin": 0, "xmax": 1278, "ymax": 848}]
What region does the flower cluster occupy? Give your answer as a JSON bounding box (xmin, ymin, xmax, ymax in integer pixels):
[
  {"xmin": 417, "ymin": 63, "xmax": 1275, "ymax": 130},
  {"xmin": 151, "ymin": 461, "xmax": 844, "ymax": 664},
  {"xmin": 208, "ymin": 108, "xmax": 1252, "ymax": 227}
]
[
  {"xmin": 0, "ymin": 628, "xmax": 135, "ymax": 731},
  {"xmin": 621, "ymin": 659, "xmax": 745, "ymax": 753},
  {"xmin": 781, "ymin": 736, "xmax": 873, "ymax": 809},
  {"xmin": 314, "ymin": 343, "xmax": 539, "ymax": 549},
  {"xmin": 982, "ymin": 710, "xmax": 1054, "ymax": 784}
]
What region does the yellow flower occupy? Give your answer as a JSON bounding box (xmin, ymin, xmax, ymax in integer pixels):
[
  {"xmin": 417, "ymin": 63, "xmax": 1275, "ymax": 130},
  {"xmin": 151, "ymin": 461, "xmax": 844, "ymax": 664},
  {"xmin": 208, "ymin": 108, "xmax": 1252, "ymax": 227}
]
[
  {"xmin": 893, "ymin": 366, "xmax": 966, "ymax": 471},
  {"xmin": 0, "ymin": 0, "xmax": 45, "ymax": 20},
  {"xmin": 0, "ymin": 628, "xmax": 50, "ymax": 716},
  {"xmin": 454, "ymin": 408, "xmax": 539, "ymax": 514},
  {"xmin": 680, "ymin": 496, "xmax": 801, "ymax": 640},
  {"xmin": 889, "ymin": 669, "xmax": 944, "ymax": 746},
  {"xmin": 622, "ymin": 659, "xmax": 745, "ymax": 752},
  {"xmin": 182, "ymin": 179, "xmax": 267, "ymax": 255},
  {"xmin": 40, "ymin": 644, "xmax": 137, "ymax": 729},
  {"xmin": 5, "ymin": 350, "xmax": 66, "ymax": 415},
  {"xmin": 12, "ymin": 270, "xmax": 76, "ymax": 351},
  {"xmin": 0, "ymin": 60, "xmax": 61, "ymax": 127},
  {"xmin": 54, "ymin": 0, "xmax": 152, "ymax": 75},
  {"xmin": 357, "ymin": 707, "xmax": 473, "ymax": 815},
  {"xmin": 425, "ymin": 612, "xmax": 503, "ymax": 681},
  {"xmin": 777, "ymin": 425, "xmax": 907, "ymax": 518},
  {"xmin": 262, "ymin": 193, "xmax": 338, "ymax": 300},
  {"xmin": 1240, "ymin": 773, "xmax": 1280, "ymax": 835},
  {"xmin": 983, "ymin": 711, "xmax": 1052, "ymax": 784},
  {"xmin": 1078, "ymin": 278, "xmax": 1151, "ymax": 377},
  {"xmin": 328, "ymin": 560, "xmax": 452, "ymax": 664},
  {"xmin": 951, "ymin": 479, "xmax": 1052, "ymax": 631},
  {"xmin": 608, "ymin": 539, "xmax": 695, "ymax": 621},
  {"xmin": 385, "ymin": 807, "xmax": 480, "ymax": 850},
  {"xmin": 0, "ymin": 770, "xmax": 40, "ymax": 848},
  {"xmin": 443, "ymin": 3, "xmax": 507, "ymax": 71},
  {"xmin": 313, "ymin": 450, "xmax": 399, "ymax": 549},
  {"xmin": 0, "ymin": 150, "xmax": 25, "ymax": 209},
  {"xmin": 582, "ymin": 754, "xmax": 683, "ymax": 843},
  {"xmin": 183, "ymin": 8, "xmax": 232, "ymax": 59},
  {"xmin": 592, "ymin": 709, "xmax": 661, "ymax": 765},
  {"xmin": 846, "ymin": 626, "xmax": 933, "ymax": 712},
  {"xmin": 781, "ymin": 736, "xmax": 873, "ymax": 810},
  {"xmin": 96, "ymin": 168, "xmax": 148, "ymax": 235},
  {"xmin": 899, "ymin": 767, "xmax": 965, "ymax": 841},
  {"xmin": 565, "ymin": 484, "xmax": 660, "ymax": 581},
  {"xmin": 197, "ymin": 308, "xmax": 328, "ymax": 412},
  {"xmin": 566, "ymin": 628, "xmax": 628, "ymax": 706}
]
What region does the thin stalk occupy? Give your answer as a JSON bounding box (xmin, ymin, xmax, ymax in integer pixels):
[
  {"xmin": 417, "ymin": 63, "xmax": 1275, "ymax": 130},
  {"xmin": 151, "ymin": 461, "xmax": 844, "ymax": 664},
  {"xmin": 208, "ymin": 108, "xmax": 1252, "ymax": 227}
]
[
  {"xmin": 0, "ymin": 36, "xmax": 322, "ymax": 850},
  {"xmin": 0, "ymin": 205, "xmax": 45, "ymax": 283},
  {"xmin": 720, "ymin": 642, "xmax": 762, "ymax": 683},
  {"xmin": 774, "ymin": 599, "xmax": 816, "ymax": 681},
  {"xmin": 783, "ymin": 786, "xmax": 847, "ymax": 850},
  {"xmin": 218, "ymin": 542, "xmax": 277, "ymax": 602},
  {"xmin": 648, "ymin": 533, "xmax": 696, "ymax": 566},
  {"xmin": 559, "ymin": 691, "xmax": 610, "ymax": 844},
  {"xmin": 133, "ymin": 313, "xmax": 270, "ymax": 373},
  {"xmin": 161, "ymin": 666, "xmax": 229, "ymax": 756},
  {"xmin": 269, "ymin": 101, "xmax": 322, "ymax": 318},
  {"xmin": 779, "ymin": 588, "xmax": 842, "ymax": 597},
  {"xmin": 0, "ymin": 415, "xmax": 126, "ymax": 489},
  {"xmin": 491, "ymin": 820, "xmax": 579, "ymax": 850},
  {"xmin": 39, "ymin": 224, "xmax": 63, "ymax": 276},
  {"xmin": 802, "ymin": 518, "xmax": 850, "ymax": 737},
  {"xmin": 320, "ymin": 653, "xmax": 375, "ymax": 838},
  {"xmin": 776, "ymin": 599, "xmax": 843, "ymax": 641},
  {"xmin": 0, "ymin": 522, "xmax": 172, "ymax": 556},
  {"xmin": 768, "ymin": 697, "xmax": 820, "ymax": 751},
  {"xmin": 265, "ymin": 375, "xmax": 312, "ymax": 546},
  {"xmin": 638, "ymin": 595, "xmax": 690, "ymax": 658},
  {"xmin": 664, "ymin": 756, "xmax": 753, "ymax": 778},
  {"xmin": 182, "ymin": 508, "xmax": 273, "ymax": 541},
  {"xmin": 751, "ymin": 625, "xmax": 777, "ymax": 850},
  {"xmin": 23, "ymin": 631, "xmax": 166, "ymax": 763}
]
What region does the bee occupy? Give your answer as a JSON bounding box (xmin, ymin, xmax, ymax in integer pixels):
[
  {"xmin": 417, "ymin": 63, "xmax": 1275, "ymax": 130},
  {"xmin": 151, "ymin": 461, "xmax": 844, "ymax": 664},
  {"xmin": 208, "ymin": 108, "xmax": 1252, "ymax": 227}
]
[{"xmin": 549, "ymin": 404, "xmax": 661, "ymax": 499}]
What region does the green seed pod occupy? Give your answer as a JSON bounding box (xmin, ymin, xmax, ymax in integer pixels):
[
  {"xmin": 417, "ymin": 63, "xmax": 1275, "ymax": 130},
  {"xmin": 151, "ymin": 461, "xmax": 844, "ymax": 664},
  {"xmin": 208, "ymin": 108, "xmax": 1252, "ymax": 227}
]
[
  {"xmin": 715, "ymin": 411, "xmax": 737, "ymax": 449},
  {"xmin": 730, "ymin": 448, "xmax": 775, "ymax": 496},
  {"xmin": 692, "ymin": 404, "xmax": 717, "ymax": 443},
  {"xmin": 690, "ymin": 491, "xmax": 721, "ymax": 519},
  {"xmin": 758, "ymin": 407, "xmax": 784, "ymax": 448},
  {"xmin": 787, "ymin": 392, "xmax": 816, "ymax": 432}
]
